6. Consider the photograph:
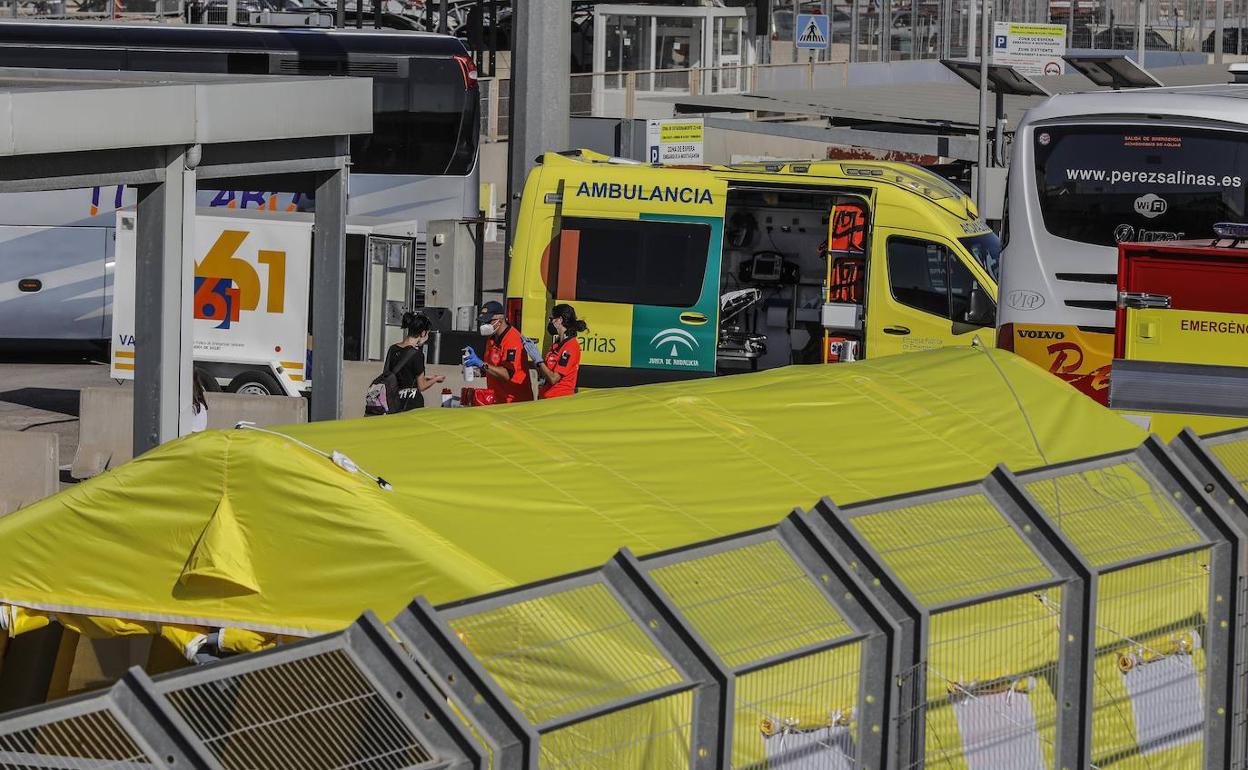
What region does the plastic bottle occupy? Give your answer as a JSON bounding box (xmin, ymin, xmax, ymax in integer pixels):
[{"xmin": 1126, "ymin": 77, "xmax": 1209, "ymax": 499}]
[
  {"xmin": 441, "ymin": 388, "xmax": 453, "ymax": 407},
  {"xmin": 462, "ymin": 349, "xmax": 475, "ymax": 382}
]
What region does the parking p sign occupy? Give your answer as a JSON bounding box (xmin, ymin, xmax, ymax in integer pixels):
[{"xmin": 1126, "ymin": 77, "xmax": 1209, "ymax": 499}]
[
  {"xmin": 795, "ymin": 13, "xmax": 830, "ymax": 50},
  {"xmin": 647, "ymin": 119, "xmax": 704, "ymax": 165}
]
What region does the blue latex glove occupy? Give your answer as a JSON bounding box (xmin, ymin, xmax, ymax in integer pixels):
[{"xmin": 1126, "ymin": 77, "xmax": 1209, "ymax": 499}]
[
  {"xmin": 462, "ymin": 347, "xmax": 484, "ymax": 369},
  {"xmin": 522, "ymin": 337, "xmax": 542, "ymax": 363}
]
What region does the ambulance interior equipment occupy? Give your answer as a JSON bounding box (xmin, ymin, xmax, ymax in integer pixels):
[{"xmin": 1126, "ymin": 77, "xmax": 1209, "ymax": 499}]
[
  {"xmin": 717, "ymin": 287, "xmax": 765, "ymax": 364},
  {"xmin": 718, "ymin": 188, "xmax": 867, "ymax": 372}
]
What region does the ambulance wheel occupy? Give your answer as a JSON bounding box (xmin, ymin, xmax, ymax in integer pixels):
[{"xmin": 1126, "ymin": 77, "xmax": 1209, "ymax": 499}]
[
  {"xmin": 195, "ymin": 367, "xmax": 221, "ymax": 393},
  {"xmin": 228, "ymin": 370, "xmax": 283, "ymax": 396}
]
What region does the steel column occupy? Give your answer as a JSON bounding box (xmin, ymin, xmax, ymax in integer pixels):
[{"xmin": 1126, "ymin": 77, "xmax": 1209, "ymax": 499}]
[
  {"xmin": 506, "ymin": 0, "xmax": 570, "ymax": 260},
  {"xmin": 311, "ymin": 163, "xmax": 347, "ymax": 421},
  {"xmin": 976, "ymin": 0, "xmax": 990, "ymax": 211},
  {"xmin": 133, "ymin": 146, "xmax": 193, "ymax": 457},
  {"xmin": 1218, "ymin": 0, "xmax": 1227, "ymax": 62}
]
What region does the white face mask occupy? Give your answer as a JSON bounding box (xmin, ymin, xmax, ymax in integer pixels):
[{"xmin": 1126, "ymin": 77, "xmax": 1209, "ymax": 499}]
[{"xmin": 479, "ymin": 323, "xmax": 496, "ymax": 336}]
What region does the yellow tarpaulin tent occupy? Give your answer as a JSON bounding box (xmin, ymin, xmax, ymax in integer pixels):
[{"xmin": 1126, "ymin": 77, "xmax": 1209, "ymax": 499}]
[{"xmin": 0, "ymin": 348, "xmax": 1146, "ymax": 639}]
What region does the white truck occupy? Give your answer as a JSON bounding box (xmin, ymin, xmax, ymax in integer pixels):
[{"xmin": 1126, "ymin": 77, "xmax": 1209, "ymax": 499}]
[{"xmin": 111, "ymin": 208, "xmax": 423, "ymax": 396}]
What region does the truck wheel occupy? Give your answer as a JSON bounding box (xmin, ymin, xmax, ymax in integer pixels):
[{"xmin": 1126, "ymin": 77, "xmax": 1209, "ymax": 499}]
[
  {"xmin": 195, "ymin": 367, "xmax": 222, "ymax": 392},
  {"xmin": 227, "ymin": 370, "xmax": 283, "ymax": 396}
]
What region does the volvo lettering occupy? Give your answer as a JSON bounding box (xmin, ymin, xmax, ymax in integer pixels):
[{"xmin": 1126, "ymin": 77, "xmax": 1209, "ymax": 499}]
[{"xmin": 999, "ymin": 84, "xmax": 1248, "ymax": 405}]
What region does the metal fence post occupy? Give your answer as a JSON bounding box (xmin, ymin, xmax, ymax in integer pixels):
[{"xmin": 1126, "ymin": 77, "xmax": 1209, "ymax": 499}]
[
  {"xmin": 1163, "ymin": 431, "xmax": 1248, "ymax": 768},
  {"xmin": 782, "ymin": 510, "xmax": 902, "ymax": 770},
  {"xmin": 112, "ymin": 668, "xmax": 217, "ymax": 769},
  {"xmin": 390, "ymin": 597, "xmax": 536, "ymax": 769},
  {"xmin": 605, "ymin": 550, "xmax": 730, "ymax": 768},
  {"xmin": 987, "ymin": 467, "xmax": 1097, "ymax": 770},
  {"xmin": 810, "ymin": 497, "xmax": 927, "ymax": 770},
  {"xmin": 342, "ymin": 612, "xmax": 485, "ymax": 770},
  {"xmin": 487, "ymin": 78, "xmax": 500, "ymax": 142}
]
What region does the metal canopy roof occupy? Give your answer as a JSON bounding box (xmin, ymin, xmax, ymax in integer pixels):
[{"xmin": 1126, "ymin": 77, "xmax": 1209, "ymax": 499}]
[
  {"xmin": 0, "ymin": 67, "xmax": 371, "ymax": 453},
  {"xmin": 0, "ymin": 67, "xmax": 370, "ymax": 163},
  {"xmin": 655, "ymin": 63, "xmax": 1241, "ymax": 136}
]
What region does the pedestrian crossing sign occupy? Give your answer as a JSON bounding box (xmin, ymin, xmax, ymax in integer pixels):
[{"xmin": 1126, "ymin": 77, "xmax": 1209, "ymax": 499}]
[{"xmin": 795, "ymin": 13, "xmax": 829, "ymax": 49}]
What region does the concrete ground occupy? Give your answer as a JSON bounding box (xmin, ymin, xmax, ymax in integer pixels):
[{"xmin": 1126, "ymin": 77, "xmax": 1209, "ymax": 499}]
[
  {"xmin": 0, "ymin": 237, "xmax": 506, "ymax": 494},
  {"xmin": 0, "ymin": 343, "xmax": 118, "ymax": 485},
  {"xmin": 0, "ymin": 350, "xmax": 492, "ymax": 494}
]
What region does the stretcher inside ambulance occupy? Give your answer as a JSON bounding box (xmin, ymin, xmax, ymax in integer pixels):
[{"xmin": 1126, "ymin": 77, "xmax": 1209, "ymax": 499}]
[{"xmin": 507, "ymin": 151, "xmax": 1000, "ymax": 388}]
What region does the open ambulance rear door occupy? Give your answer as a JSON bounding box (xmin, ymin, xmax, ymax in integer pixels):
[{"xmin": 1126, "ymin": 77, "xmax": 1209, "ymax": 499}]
[{"xmin": 1111, "ymin": 238, "xmax": 1248, "ymax": 418}]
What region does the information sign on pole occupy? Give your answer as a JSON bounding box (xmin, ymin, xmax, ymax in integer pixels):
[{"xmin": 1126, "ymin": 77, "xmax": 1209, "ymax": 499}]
[
  {"xmin": 795, "ymin": 13, "xmax": 830, "ymax": 50},
  {"xmin": 991, "ymin": 22, "xmax": 1067, "ymax": 76},
  {"xmin": 647, "ymin": 118, "xmax": 705, "ymax": 165}
]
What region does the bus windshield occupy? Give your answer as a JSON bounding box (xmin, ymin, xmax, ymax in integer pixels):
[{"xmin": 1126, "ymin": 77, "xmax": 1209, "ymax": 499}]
[
  {"xmin": 959, "ymin": 232, "xmax": 1001, "ymax": 280},
  {"xmin": 1033, "ymin": 124, "xmax": 1248, "ymax": 247}
]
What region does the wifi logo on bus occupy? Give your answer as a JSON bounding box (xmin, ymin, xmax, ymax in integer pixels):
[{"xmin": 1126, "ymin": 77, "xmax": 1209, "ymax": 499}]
[{"xmin": 651, "ymin": 327, "xmax": 699, "ymax": 357}]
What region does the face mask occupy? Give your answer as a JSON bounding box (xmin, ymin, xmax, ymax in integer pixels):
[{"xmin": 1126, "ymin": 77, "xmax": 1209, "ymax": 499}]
[
  {"xmin": 547, "ymin": 321, "xmax": 559, "ymax": 336},
  {"xmin": 479, "ymin": 323, "xmax": 496, "ymax": 336}
]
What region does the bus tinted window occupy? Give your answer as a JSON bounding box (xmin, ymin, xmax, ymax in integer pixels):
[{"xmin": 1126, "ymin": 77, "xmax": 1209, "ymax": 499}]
[
  {"xmin": 560, "ymin": 217, "xmax": 710, "ymax": 307},
  {"xmin": 350, "ymin": 63, "xmax": 478, "ymax": 176},
  {"xmin": 1034, "ymin": 125, "xmax": 1248, "ymax": 246}
]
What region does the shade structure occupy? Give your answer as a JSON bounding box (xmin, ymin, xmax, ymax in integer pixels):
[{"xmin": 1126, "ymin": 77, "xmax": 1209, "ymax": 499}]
[{"xmin": 0, "ymin": 347, "xmax": 1146, "ymax": 639}]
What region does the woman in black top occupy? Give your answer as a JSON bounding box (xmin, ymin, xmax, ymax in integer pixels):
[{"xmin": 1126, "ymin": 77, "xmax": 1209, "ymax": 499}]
[{"xmin": 384, "ymin": 312, "xmax": 444, "ymax": 410}]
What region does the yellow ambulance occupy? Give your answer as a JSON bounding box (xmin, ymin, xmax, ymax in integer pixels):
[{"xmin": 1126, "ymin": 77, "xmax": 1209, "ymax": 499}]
[{"xmin": 505, "ymin": 150, "xmax": 1000, "ymax": 387}]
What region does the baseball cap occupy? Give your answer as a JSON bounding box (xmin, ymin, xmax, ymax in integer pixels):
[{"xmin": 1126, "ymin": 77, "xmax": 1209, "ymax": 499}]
[{"xmin": 477, "ymin": 300, "xmax": 505, "ymax": 325}]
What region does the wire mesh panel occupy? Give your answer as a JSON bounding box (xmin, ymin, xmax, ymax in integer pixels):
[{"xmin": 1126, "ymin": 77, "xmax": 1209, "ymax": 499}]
[
  {"xmin": 0, "ymin": 667, "xmax": 215, "ymax": 769},
  {"xmin": 437, "ymin": 575, "xmax": 705, "ymax": 769},
  {"xmin": 1018, "ymin": 437, "xmax": 1238, "ymax": 770},
  {"xmin": 1207, "ymin": 433, "xmax": 1248, "ymax": 493},
  {"xmin": 637, "ymin": 520, "xmax": 892, "ymax": 770},
  {"xmin": 0, "ymin": 701, "xmax": 155, "ymax": 769},
  {"xmin": 814, "ymin": 477, "xmax": 1086, "ymax": 770},
  {"xmin": 921, "ymin": 591, "xmax": 1064, "ymax": 770},
  {"xmin": 149, "ymin": 614, "xmax": 480, "ymax": 770},
  {"xmin": 162, "ymin": 648, "xmax": 434, "ymax": 770}
]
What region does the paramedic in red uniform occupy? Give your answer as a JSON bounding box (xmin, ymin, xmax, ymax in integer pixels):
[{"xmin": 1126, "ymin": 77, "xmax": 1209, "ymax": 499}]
[
  {"xmin": 523, "ymin": 303, "xmax": 585, "ymax": 399},
  {"xmin": 462, "ymin": 301, "xmax": 533, "ymax": 403}
]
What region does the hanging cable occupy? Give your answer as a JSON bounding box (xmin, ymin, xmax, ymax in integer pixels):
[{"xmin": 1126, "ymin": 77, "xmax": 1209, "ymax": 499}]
[{"xmin": 233, "ymin": 422, "xmax": 393, "ymax": 491}]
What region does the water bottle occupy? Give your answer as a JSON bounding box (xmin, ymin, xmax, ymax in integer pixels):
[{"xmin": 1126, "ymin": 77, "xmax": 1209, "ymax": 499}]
[
  {"xmin": 441, "ymin": 388, "xmax": 453, "ymax": 407},
  {"xmin": 462, "ymin": 349, "xmax": 475, "ymax": 382}
]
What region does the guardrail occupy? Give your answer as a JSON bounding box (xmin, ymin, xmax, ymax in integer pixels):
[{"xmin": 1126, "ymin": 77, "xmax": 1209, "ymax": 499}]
[{"xmin": 6, "ymin": 427, "xmax": 1248, "ymax": 767}]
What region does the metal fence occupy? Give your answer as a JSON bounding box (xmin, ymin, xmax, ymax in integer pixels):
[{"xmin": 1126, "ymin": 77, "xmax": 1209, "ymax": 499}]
[
  {"xmin": 0, "ymin": 614, "xmax": 485, "ymax": 769},
  {"xmin": 1015, "ymin": 436, "xmax": 1238, "ymax": 769},
  {"xmin": 1169, "ymin": 426, "xmax": 1248, "ymax": 770},
  {"xmin": 0, "ymin": 0, "xmax": 178, "ymax": 19},
  {"xmin": 813, "ymin": 472, "xmax": 1089, "ymax": 770},
  {"xmin": 6, "ymin": 429, "xmax": 1248, "ymax": 769}
]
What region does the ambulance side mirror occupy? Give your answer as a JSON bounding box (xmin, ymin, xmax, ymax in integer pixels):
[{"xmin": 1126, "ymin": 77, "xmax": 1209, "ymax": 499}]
[{"xmin": 964, "ymin": 285, "xmax": 996, "ymax": 327}]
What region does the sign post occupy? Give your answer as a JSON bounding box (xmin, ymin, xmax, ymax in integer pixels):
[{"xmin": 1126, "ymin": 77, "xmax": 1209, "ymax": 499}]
[
  {"xmin": 991, "ymin": 21, "xmax": 1067, "ymax": 76},
  {"xmin": 646, "ymin": 118, "xmax": 705, "ymax": 165}
]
